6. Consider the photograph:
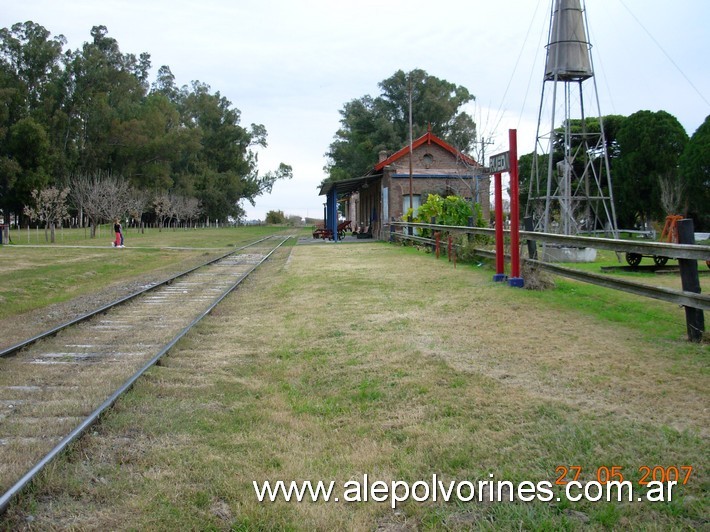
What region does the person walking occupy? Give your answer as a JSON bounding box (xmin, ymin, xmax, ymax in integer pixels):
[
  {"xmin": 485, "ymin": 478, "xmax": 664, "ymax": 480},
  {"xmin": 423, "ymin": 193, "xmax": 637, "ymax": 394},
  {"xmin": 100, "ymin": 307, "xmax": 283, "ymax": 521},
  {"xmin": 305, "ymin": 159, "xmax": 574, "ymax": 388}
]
[{"xmin": 113, "ymin": 219, "xmax": 124, "ymax": 248}]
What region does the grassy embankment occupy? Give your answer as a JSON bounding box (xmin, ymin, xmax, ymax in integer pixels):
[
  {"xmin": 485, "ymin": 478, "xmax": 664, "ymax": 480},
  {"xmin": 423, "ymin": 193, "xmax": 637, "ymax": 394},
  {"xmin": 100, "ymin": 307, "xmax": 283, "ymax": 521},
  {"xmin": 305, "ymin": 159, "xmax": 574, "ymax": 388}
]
[{"xmin": 3, "ymin": 240, "xmax": 708, "ymax": 529}]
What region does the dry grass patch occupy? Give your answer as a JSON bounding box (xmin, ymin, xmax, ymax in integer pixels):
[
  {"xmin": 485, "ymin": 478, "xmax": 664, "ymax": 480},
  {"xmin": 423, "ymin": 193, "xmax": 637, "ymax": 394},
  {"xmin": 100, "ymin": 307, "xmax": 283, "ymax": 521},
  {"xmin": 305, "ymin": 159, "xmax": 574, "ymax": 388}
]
[{"xmin": 4, "ymin": 243, "xmax": 707, "ymax": 530}]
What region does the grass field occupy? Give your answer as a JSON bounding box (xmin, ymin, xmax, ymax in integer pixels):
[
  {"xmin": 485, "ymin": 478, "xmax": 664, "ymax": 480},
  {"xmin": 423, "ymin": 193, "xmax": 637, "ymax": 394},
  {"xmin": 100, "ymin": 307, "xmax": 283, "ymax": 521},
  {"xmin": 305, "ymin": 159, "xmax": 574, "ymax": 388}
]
[
  {"xmin": 0, "ymin": 226, "xmax": 286, "ymax": 320},
  {"xmin": 5, "ymin": 223, "xmax": 286, "ymax": 247},
  {"xmin": 4, "ymin": 239, "xmax": 707, "ymax": 529}
]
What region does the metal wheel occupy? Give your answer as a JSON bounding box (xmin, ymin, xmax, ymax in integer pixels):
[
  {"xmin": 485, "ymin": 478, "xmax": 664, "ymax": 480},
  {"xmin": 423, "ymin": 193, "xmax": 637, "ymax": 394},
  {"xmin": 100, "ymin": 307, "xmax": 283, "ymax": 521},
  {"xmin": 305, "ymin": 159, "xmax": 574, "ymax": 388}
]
[
  {"xmin": 652, "ymin": 255, "xmax": 668, "ymax": 266},
  {"xmin": 625, "ymin": 253, "xmax": 642, "ymax": 267}
]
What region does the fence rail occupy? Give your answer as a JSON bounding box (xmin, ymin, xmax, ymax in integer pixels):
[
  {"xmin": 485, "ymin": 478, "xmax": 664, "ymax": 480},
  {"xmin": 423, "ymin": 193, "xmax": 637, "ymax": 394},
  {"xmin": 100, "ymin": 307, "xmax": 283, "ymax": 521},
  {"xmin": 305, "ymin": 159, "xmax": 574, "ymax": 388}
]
[
  {"xmin": 389, "ymin": 222, "xmax": 710, "ymax": 312},
  {"xmin": 389, "ymin": 222, "xmax": 710, "ymax": 261}
]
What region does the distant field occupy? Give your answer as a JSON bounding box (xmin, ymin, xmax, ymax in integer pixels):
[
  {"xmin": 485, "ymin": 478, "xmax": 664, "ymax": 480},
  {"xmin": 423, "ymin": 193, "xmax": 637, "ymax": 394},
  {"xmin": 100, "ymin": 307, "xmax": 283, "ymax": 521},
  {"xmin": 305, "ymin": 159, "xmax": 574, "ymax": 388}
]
[
  {"xmin": 4, "ymin": 240, "xmax": 707, "ymax": 529},
  {"xmin": 4, "ymin": 223, "xmax": 284, "ymax": 248},
  {"xmin": 0, "ymin": 226, "xmax": 287, "ymax": 321}
]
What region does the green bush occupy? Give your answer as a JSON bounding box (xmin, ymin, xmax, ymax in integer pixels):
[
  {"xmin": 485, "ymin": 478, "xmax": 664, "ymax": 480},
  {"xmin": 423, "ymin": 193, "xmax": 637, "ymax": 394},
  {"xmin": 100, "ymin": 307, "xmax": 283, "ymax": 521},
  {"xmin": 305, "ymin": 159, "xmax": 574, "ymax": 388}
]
[{"xmin": 404, "ymin": 194, "xmax": 485, "ymax": 238}]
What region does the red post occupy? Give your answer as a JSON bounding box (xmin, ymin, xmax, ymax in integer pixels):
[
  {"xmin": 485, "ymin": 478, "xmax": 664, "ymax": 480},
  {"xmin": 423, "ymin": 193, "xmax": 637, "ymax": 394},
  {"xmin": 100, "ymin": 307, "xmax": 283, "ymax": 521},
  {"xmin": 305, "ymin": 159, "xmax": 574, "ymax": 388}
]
[
  {"xmin": 508, "ymin": 129, "xmax": 523, "ymax": 287},
  {"xmin": 493, "ymin": 172, "xmax": 506, "ymax": 282},
  {"xmin": 435, "ymin": 232, "xmax": 440, "ymax": 259}
]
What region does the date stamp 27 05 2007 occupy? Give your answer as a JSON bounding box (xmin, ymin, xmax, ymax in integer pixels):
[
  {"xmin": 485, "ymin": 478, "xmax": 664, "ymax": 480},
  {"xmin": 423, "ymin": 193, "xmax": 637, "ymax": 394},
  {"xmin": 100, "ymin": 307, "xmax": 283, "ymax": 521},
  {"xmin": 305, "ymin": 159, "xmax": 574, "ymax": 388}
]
[{"xmin": 555, "ymin": 465, "xmax": 694, "ymax": 487}]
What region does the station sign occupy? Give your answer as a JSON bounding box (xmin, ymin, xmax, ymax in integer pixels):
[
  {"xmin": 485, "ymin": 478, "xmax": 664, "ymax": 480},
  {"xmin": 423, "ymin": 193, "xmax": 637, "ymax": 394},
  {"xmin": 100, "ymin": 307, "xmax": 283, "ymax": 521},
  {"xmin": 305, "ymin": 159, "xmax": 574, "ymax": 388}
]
[{"xmin": 489, "ymin": 151, "xmax": 510, "ymax": 173}]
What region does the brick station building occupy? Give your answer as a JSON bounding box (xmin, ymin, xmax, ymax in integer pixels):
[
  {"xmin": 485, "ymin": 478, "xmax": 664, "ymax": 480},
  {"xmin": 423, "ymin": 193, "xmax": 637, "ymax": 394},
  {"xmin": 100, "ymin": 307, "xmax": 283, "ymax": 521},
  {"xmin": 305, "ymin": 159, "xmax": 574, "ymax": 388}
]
[{"xmin": 319, "ymin": 128, "xmax": 490, "ymax": 240}]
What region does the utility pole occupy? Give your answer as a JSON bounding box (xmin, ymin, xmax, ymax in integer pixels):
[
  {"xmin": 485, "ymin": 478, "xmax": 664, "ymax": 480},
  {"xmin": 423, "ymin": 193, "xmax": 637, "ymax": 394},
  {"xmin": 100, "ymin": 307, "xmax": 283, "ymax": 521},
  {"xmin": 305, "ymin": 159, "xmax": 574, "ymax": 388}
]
[
  {"xmin": 479, "ymin": 136, "xmax": 494, "ymax": 166},
  {"xmin": 478, "ymin": 136, "xmax": 494, "ymax": 204},
  {"xmin": 408, "ymin": 74, "xmax": 414, "ymax": 212}
]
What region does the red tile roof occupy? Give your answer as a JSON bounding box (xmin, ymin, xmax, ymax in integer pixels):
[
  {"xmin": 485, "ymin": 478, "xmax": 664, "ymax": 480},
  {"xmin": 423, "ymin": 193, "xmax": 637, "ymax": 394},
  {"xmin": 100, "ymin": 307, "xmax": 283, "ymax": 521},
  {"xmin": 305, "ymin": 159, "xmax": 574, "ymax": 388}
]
[{"xmin": 373, "ymin": 129, "xmax": 479, "ymax": 171}]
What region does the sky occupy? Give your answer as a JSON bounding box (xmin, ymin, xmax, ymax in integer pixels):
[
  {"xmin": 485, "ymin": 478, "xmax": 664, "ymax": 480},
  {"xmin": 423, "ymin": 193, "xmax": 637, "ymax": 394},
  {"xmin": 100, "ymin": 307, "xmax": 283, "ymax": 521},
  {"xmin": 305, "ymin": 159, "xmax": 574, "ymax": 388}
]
[{"xmin": 3, "ymin": 0, "xmax": 709, "ymax": 221}]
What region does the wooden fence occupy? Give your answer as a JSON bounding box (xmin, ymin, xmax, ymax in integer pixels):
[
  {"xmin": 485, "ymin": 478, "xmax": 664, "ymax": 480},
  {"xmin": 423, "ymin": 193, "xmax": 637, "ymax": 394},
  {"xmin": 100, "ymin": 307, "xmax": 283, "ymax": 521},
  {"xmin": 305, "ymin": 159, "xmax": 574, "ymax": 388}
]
[{"xmin": 389, "ymin": 220, "xmax": 710, "ymax": 340}]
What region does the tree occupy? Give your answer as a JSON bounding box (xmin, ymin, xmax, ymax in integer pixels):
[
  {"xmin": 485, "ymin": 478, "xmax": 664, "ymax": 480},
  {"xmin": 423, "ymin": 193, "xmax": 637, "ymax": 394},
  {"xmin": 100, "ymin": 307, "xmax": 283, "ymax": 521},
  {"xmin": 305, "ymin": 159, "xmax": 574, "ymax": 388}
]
[
  {"xmin": 519, "ymin": 151, "xmax": 547, "ymax": 215},
  {"xmin": 153, "ymin": 192, "xmax": 171, "ymax": 230},
  {"xmin": 613, "ymin": 110, "xmax": 688, "ymax": 227},
  {"xmin": 66, "ymin": 25, "xmax": 150, "ymax": 174},
  {"xmin": 177, "ymin": 82, "xmax": 291, "ymax": 221},
  {"xmin": 165, "ymin": 192, "xmax": 200, "ymax": 229},
  {"xmin": 70, "ymin": 173, "xmax": 129, "ymax": 237},
  {"xmin": 182, "ymin": 196, "xmax": 201, "ymax": 228},
  {"xmin": 0, "ymin": 22, "xmax": 67, "ymax": 111},
  {"xmin": 1, "ymin": 21, "xmax": 291, "ymax": 226},
  {"xmin": 265, "ymin": 210, "xmax": 286, "ymax": 224},
  {"xmin": 286, "ymin": 214, "xmax": 303, "ymax": 226},
  {"xmin": 100, "ymin": 175, "xmax": 131, "ymax": 223},
  {"xmin": 521, "ymin": 114, "xmax": 625, "ymax": 223},
  {"xmin": 658, "ymin": 175, "xmax": 685, "ymax": 216},
  {"xmin": 4, "ymin": 117, "xmax": 51, "ymax": 218},
  {"xmin": 126, "ymin": 187, "xmax": 149, "ymax": 232},
  {"xmin": 324, "ymin": 69, "xmax": 476, "ymax": 181},
  {"xmin": 679, "ymin": 115, "xmax": 710, "ymax": 230},
  {"xmin": 0, "ymin": 22, "xmax": 68, "ymax": 222},
  {"xmin": 23, "ymin": 186, "xmax": 69, "ymax": 242},
  {"xmin": 242, "ymin": 162, "xmax": 293, "ymax": 204}
]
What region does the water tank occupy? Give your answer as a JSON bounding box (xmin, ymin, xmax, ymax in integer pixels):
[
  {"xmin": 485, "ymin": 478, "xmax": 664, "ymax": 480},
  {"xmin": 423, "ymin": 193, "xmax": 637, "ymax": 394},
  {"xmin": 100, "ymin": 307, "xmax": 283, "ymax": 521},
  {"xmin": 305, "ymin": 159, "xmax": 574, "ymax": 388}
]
[{"xmin": 545, "ymin": 0, "xmax": 594, "ymax": 81}]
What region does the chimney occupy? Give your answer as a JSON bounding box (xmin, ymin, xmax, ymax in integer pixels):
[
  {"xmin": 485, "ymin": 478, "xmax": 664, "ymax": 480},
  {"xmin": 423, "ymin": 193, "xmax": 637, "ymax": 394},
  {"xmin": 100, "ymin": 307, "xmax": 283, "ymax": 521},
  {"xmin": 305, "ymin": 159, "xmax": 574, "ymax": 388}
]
[{"xmin": 378, "ymin": 150, "xmax": 388, "ymax": 163}]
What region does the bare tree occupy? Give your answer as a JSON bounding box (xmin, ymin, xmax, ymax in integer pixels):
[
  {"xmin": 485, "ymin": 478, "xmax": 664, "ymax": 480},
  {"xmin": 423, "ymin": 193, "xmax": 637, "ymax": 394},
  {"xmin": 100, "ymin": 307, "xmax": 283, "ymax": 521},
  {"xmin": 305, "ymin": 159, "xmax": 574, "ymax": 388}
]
[
  {"xmin": 24, "ymin": 187, "xmax": 70, "ymax": 243},
  {"xmin": 183, "ymin": 197, "xmax": 202, "ymax": 228},
  {"xmin": 101, "ymin": 177, "xmax": 131, "ymax": 223},
  {"xmin": 659, "ymin": 175, "xmax": 685, "ymax": 216},
  {"xmin": 126, "ymin": 188, "xmax": 150, "ymax": 234},
  {"xmin": 70, "ymin": 173, "xmax": 131, "ymax": 237},
  {"xmin": 167, "ymin": 192, "xmax": 183, "ymax": 230},
  {"xmin": 153, "ymin": 192, "xmax": 171, "ymax": 231},
  {"xmin": 70, "ymin": 174, "xmax": 94, "ymax": 234}
]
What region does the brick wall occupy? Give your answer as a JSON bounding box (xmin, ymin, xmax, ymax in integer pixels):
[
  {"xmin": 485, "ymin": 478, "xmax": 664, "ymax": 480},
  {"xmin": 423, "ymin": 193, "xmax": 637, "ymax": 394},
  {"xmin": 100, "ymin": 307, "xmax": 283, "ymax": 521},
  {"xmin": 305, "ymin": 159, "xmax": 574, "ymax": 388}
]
[{"xmin": 381, "ymin": 143, "xmax": 490, "ymax": 225}]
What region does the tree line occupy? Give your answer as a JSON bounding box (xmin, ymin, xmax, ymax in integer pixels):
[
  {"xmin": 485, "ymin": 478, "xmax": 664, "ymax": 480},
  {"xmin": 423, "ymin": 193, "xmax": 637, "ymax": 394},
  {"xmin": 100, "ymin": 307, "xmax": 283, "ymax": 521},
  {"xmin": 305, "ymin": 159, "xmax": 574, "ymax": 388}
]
[
  {"xmin": 517, "ymin": 111, "xmax": 709, "ymax": 230},
  {"xmin": 326, "ymin": 69, "xmax": 709, "ymax": 231},
  {"xmin": 0, "ymin": 21, "xmax": 292, "ymax": 236},
  {"xmin": 323, "ymin": 69, "xmax": 477, "ymax": 183}
]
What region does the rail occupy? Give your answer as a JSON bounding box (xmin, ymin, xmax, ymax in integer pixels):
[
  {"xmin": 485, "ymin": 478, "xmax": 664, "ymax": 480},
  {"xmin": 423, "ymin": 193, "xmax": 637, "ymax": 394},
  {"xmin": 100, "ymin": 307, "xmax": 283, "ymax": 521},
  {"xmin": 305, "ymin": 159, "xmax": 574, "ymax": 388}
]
[
  {"xmin": 0, "ymin": 236, "xmax": 290, "ymax": 514},
  {"xmin": 390, "ymin": 223, "xmax": 710, "ymax": 311},
  {"xmin": 389, "ymin": 221, "xmax": 710, "ymax": 261},
  {"xmin": 0, "ymin": 235, "xmax": 276, "ymax": 358}
]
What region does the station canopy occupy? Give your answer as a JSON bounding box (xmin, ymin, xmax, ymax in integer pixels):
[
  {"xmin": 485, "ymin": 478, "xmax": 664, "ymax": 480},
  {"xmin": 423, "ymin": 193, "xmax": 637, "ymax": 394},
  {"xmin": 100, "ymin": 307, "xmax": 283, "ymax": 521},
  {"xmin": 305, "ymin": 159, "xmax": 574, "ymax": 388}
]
[{"xmin": 318, "ymin": 174, "xmax": 382, "ymax": 197}]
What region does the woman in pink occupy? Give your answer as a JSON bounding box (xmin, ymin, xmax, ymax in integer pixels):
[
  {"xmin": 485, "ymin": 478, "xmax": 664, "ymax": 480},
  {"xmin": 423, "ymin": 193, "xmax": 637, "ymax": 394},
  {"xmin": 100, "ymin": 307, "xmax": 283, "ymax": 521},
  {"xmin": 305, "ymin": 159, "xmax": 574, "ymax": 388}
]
[{"xmin": 113, "ymin": 219, "xmax": 123, "ymax": 247}]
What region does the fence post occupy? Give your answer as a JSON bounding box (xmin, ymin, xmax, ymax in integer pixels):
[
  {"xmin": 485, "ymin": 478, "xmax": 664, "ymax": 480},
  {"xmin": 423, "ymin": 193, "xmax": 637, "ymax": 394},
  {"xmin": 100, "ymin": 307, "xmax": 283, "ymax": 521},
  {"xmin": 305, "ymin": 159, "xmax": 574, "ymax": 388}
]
[
  {"xmin": 524, "ymin": 216, "xmax": 537, "ymax": 259},
  {"xmin": 507, "ymin": 129, "xmax": 523, "ymax": 288},
  {"xmin": 493, "ymin": 172, "xmax": 507, "ymax": 282},
  {"xmin": 467, "ymin": 216, "xmax": 474, "ymax": 243},
  {"xmin": 677, "ymin": 219, "xmax": 705, "ymax": 342},
  {"xmin": 390, "ymin": 217, "xmax": 395, "ymax": 242}
]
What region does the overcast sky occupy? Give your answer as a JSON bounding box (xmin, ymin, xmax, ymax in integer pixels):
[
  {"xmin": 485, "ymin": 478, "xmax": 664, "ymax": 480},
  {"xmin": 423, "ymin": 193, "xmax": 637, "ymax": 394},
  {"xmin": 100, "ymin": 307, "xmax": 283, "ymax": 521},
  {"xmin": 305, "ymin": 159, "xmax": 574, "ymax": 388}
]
[{"xmin": 3, "ymin": 0, "xmax": 709, "ymax": 220}]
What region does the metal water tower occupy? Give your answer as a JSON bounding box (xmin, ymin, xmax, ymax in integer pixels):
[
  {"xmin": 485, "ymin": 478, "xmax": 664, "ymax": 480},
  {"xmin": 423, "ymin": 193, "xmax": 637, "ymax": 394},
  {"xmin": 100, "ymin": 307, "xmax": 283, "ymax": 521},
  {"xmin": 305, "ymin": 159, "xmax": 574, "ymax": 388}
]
[{"xmin": 527, "ymin": 0, "xmax": 618, "ymax": 239}]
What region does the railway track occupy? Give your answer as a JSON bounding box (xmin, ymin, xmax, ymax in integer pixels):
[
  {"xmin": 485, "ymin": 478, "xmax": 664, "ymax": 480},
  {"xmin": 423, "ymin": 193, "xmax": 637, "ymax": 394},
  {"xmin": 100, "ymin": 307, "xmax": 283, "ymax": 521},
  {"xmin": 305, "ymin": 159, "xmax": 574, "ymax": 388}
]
[{"xmin": 0, "ymin": 235, "xmax": 290, "ymax": 513}]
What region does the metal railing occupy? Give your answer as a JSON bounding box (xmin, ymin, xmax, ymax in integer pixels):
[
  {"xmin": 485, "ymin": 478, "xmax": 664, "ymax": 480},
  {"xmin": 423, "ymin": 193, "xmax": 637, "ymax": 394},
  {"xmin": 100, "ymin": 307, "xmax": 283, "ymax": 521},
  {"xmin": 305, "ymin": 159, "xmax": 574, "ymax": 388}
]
[
  {"xmin": 389, "ymin": 222, "xmax": 710, "ymax": 312},
  {"xmin": 389, "ymin": 221, "xmax": 710, "ymax": 261}
]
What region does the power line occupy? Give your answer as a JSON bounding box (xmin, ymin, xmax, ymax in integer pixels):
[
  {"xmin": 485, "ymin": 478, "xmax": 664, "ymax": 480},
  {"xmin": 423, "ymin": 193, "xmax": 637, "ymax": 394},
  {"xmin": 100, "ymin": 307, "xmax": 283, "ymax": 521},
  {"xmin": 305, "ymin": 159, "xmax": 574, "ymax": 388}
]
[
  {"xmin": 618, "ymin": 0, "xmax": 710, "ymax": 108},
  {"xmin": 492, "ymin": 0, "xmax": 546, "ymax": 135}
]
